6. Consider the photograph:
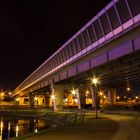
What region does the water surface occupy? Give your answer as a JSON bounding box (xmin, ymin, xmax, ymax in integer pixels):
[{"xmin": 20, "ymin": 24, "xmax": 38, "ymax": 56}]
[{"xmin": 0, "ymin": 115, "xmax": 48, "ymax": 140}]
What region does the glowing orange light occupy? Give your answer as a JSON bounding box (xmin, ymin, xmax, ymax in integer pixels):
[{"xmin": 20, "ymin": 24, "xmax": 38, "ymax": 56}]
[
  {"xmin": 135, "ymin": 96, "xmax": 138, "ymax": 99},
  {"xmin": 92, "ymin": 77, "xmax": 98, "ymax": 85},
  {"xmin": 71, "ymin": 89, "xmax": 76, "ymax": 95},
  {"xmin": 126, "ymin": 87, "xmax": 130, "ymax": 91},
  {"xmin": 103, "ymin": 95, "xmax": 106, "ymax": 99},
  {"xmin": 117, "ymin": 96, "xmax": 120, "ymax": 100},
  {"xmin": 99, "ymin": 91, "xmax": 103, "ymax": 96},
  {"xmin": 51, "ymin": 95, "xmax": 55, "ymax": 99},
  {"xmin": 1, "ymin": 92, "xmax": 4, "ymax": 96}
]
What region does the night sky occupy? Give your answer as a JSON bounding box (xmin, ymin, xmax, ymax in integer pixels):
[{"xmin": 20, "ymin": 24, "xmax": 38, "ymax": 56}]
[{"xmin": 0, "ymin": 0, "xmax": 111, "ymax": 90}]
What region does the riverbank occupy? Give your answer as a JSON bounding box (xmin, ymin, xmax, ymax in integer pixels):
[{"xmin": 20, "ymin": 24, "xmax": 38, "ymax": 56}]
[
  {"xmin": 1, "ymin": 110, "xmax": 140, "ymax": 140},
  {"xmin": 12, "ymin": 113, "xmax": 140, "ymax": 140},
  {"xmin": 0, "ymin": 108, "xmax": 50, "ymax": 118}
]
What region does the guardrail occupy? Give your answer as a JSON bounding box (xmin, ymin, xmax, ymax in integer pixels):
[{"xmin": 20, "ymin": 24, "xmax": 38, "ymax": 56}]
[{"xmin": 40, "ymin": 110, "xmax": 85, "ymax": 127}]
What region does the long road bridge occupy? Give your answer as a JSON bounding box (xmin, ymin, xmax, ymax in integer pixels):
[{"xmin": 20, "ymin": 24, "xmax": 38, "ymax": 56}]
[{"xmin": 12, "ymin": 0, "xmax": 140, "ymax": 111}]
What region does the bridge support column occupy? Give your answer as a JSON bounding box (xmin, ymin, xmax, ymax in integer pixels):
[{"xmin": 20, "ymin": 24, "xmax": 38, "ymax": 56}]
[
  {"xmin": 90, "ymin": 85, "xmax": 96, "ymax": 108},
  {"xmin": 18, "ymin": 97, "xmax": 24, "ymax": 105},
  {"xmin": 108, "ymin": 88, "xmax": 116, "ymax": 105},
  {"xmin": 71, "ymin": 86, "xmax": 81, "ymax": 109},
  {"xmin": 29, "ymin": 93, "xmax": 35, "ymax": 109},
  {"xmin": 51, "ymin": 84, "xmax": 57, "ymax": 111},
  {"xmin": 76, "ymin": 89, "xmax": 81, "ymax": 109},
  {"xmin": 78, "ymin": 89, "xmax": 86, "ymax": 109},
  {"xmin": 44, "ymin": 93, "xmax": 50, "ymax": 107},
  {"xmin": 71, "ymin": 86, "xmax": 86, "ymax": 109},
  {"xmin": 51, "ymin": 84, "xmax": 64, "ymax": 112},
  {"xmin": 38, "ymin": 97, "xmax": 44, "ymax": 105}
]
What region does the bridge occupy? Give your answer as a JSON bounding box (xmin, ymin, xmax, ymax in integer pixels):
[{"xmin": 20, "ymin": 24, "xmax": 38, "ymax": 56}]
[{"xmin": 12, "ymin": 0, "xmax": 140, "ymax": 111}]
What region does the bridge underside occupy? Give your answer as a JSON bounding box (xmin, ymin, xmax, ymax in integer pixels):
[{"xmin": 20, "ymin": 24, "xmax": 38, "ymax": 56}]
[
  {"xmin": 66, "ymin": 50, "xmax": 140, "ymax": 89},
  {"xmin": 15, "ymin": 50, "xmax": 140, "ymax": 111}
]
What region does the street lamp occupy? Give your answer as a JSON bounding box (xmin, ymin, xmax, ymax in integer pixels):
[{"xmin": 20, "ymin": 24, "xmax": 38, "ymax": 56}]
[
  {"xmin": 86, "ymin": 90, "xmax": 89, "ymax": 95},
  {"xmin": 135, "ymin": 96, "xmax": 139, "ymax": 104},
  {"xmin": 99, "ymin": 91, "xmax": 103, "ymax": 96},
  {"xmin": 135, "ymin": 96, "xmax": 138, "ymax": 99},
  {"xmin": 34, "ymin": 96, "xmax": 38, "ymax": 101},
  {"xmin": 92, "ymin": 77, "xmax": 98, "ymax": 85},
  {"xmin": 71, "ymin": 89, "xmax": 76, "ymax": 95},
  {"xmin": 51, "ymin": 95, "xmax": 55, "ymax": 100},
  {"xmin": 98, "ymin": 90, "xmax": 106, "ymax": 112},
  {"xmin": 1, "ymin": 92, "xmax": 4, "ymax": 97},
  {"xmin": 117, "ymin": 96, "xmax": 120, "ymax": 100},
  {"xmin": 103, "ymin": 95, "xmax": 106, "ymax": 99},
  {"xmin": 91, "ymin": 77, "xmax": 99, "ymax": 119},
  {"xmin": 126, "ymin": 87, "xmax": 131, "ymax": 91},
  {"xmin": 126, "ymin": 86, "xmax": 131, "ymax": 103}
]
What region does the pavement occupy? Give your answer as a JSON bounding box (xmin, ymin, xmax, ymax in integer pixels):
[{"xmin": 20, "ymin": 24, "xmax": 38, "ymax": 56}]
[{"xmin": 20, "ymin": 113, "xmax": 140, "ymax": 140}]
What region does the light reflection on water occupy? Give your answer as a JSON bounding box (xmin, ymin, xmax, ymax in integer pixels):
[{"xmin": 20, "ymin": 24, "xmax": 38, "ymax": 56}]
[{"xmin": 0, "ymin": 116, "xmax": 49, "ymax": 140}]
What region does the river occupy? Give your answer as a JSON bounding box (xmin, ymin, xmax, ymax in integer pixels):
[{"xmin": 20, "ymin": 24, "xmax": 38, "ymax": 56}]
[{"xmin": 0, "ymin": 115, "xmax": 48, "ymax": 140}]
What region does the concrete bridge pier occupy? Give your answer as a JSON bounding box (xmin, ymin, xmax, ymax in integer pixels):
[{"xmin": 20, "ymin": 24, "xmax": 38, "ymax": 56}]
[
  {"xmin": 36, "ymin": 95, "xmax": 45, "ymax": 105},
  {"xmin": 51, "ymin": 84, "xmax": 57, "ymax": 111},
  {"xmin": 90, "ymin": 85, "xmax": 96, "ymax": 108},
  {"xmin": 29, "ymin": 93, "xmax": 35, "ymax": 109},
  {"xmin": 70, "ymin": 85, "xmax": 81, "ymax": 109},
  {"xmin": 70, "ymin": 85, "xmax": 87, "ymax": 109},
  {"xmin": 79, "ymin": 89, "xmax": 86, "ymax": 109},
  {"xmin": 18, "ymin": 97, "xmax": 24, "ymax": 105},
  {"xmin": 75, "ymin": 89, "xmax": 81, "ymax": 109},
  {"xmin": 107, "ymin": 88, "xmax": 116, "ymax": 105},
  {"xmin": 18, "ymin": 97, "xmax": 29, "ymax": 105},
  {"xmin": 44, "ymin": 92, "xmax": 50, "ymax": 108},
  {"xmin": 51, "ymin": 83, "xmax": 64, "ymax": 112}
]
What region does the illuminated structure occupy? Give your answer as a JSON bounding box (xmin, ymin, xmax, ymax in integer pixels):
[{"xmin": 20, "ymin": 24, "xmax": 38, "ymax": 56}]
[{"xmin": 12, "ymin": 0, "xmax": 140, "ymax": 111}]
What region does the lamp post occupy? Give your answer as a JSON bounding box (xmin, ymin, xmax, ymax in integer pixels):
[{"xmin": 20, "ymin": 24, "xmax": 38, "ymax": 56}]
[
  {"xmin": 91, "ymin": 77, "xmax": 99, "ymax": 119},
  {"xmin": 126, "ymin": 86, "xmax": 131, "ymax": 104},
  {"xmin": 98, "ymin": 90, "xmax": 104, "ymax": 112}
]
